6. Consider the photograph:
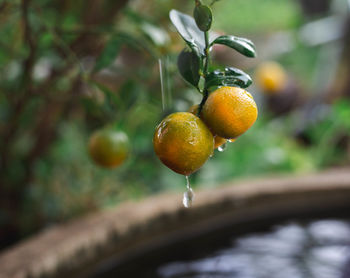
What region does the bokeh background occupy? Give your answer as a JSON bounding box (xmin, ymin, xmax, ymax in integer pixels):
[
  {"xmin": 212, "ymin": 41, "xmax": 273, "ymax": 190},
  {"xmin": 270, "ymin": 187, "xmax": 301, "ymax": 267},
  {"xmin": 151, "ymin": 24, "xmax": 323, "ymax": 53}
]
[{"xmin": 1, "ymin": 0, "xmax": 350, "ymax": 250}]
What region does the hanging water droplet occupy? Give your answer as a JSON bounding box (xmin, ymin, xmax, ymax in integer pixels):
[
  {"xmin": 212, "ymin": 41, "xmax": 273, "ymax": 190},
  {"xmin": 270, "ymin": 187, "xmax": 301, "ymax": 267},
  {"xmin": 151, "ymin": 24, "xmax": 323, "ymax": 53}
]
[
  {"xmin": 183, "ymin": 176, "xmax": 195, "ymax": 208},
  {"xmin": 218, "ymin": 142, "xmax": 227, "ymax": 152},
  {"xmin": 183, "ymin": 188, "xmax": 194, "ymax": 208}
]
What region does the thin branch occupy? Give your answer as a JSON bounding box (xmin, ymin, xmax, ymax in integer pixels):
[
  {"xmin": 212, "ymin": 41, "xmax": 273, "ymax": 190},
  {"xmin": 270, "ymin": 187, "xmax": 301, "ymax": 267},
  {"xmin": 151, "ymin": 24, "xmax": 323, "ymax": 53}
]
[
  {"xmin": 32, "ymin": 4, "xmax": 85, "ymax": 75},
  {"xmin": 210, "ymin": 0, "xmax": 220, "ymax": 6},
  {"xmin": 198, "ymin": 31, "xmax": 210, "ymax": 116},
  {"xmin": 21, "ymin": 0, "xmax": 36, "ymax": 89}
]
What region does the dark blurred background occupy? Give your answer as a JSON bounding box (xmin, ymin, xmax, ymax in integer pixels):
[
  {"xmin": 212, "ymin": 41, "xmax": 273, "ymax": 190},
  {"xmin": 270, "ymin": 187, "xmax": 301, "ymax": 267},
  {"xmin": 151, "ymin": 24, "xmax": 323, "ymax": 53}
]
[{"xmin": 1, "ymin": 0, "xmax": 350, "ymax": 250}]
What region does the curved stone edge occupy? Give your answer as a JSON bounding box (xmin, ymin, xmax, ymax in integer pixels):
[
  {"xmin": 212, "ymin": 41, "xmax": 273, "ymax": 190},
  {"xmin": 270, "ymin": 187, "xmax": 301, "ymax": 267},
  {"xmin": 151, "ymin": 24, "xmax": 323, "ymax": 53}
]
[{"xmin": 1, "ymin": 169, "xmax": 350, "ymax": 278}]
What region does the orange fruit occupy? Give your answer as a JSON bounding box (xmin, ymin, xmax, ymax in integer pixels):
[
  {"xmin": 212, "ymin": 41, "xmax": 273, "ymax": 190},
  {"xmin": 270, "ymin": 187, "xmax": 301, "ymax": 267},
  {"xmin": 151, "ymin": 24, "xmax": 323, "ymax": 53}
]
[
  {"xmin": 188, "ymin": 104, "xmax": 229, "ymax": 149},
  {"xmin": 201, "ymin": 86, "xmax": 258, "ymax": 139},
  {"xmin": 153, "ymin": 112, "xmax": 214, "ymax": 175},
  {"xmin": 255, "ymin": 61, "xmax": 287, "ymax": 94},
  {"xmin": 88, "ymin": 129, "xmax": 130, "ymax": 168}
]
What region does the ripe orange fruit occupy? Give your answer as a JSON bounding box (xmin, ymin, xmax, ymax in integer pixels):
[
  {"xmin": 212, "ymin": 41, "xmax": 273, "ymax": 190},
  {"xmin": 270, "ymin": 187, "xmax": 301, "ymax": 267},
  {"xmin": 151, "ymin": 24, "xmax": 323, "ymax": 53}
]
[
  {"xmin": 255, "ymin": 61, "xmax": 287, "ymax": 94},
  {"xmin": 188, "ymin": 104, "xmax": 228, "ymax": 149},
  {"xmin": 153, "ymin": 112, "xmax": 214, "ymax": 175},
  {"xmin": 201, "ymin": 86, "xmax": 258, "ymax": 139},
  {"xmin": 88, "ymin": 129, "xmax": 130, "ymax": 168}
]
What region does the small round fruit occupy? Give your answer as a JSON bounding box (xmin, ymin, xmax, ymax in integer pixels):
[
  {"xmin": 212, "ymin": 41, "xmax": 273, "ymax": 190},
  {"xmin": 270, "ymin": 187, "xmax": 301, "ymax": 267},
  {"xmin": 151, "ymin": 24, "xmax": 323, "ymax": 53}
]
[
  {"xmin": 201, "ymin": 86, "xmax": 258, "ymax": 139},
  {"xmin": 255, "ymin": 61, "xmax": 287, "ymax": 94},
  {"xmin": 188, "ymin": 104, "xmax": 228, "ymax": 149},
  {"xmin": 88, "ymin": 129, "xmax": 130, "ymax": 168},
  {"xmin": 153, "ymin": 112, "xmax": 214, "ymax": 176}
]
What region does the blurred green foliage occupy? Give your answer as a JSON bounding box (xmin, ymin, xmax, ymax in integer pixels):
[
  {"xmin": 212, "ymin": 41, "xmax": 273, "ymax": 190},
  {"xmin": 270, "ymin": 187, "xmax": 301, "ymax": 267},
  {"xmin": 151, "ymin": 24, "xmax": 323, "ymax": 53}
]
[
  {"xmin": 0, "ymin": 0, "xmax": 349, "ymax": 246},
  {"xmin": 212, "ymin": 0, "xmax": 302, "ymax": 33}
]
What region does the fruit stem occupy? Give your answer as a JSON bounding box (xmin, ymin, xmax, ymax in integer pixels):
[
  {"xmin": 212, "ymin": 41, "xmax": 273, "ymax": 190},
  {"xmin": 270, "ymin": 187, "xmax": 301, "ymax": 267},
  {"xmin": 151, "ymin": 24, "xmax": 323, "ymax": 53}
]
[
  {"xmin": 198, "ymin": 31, "xmax": 210, "ymax": 116},
  {"xmin": 197, "ymin": 89, "xmax": 208, "ymax": 116},
  {"xmin": 203, "ymin": 31, "xmax": 210, "ymax": 76}
]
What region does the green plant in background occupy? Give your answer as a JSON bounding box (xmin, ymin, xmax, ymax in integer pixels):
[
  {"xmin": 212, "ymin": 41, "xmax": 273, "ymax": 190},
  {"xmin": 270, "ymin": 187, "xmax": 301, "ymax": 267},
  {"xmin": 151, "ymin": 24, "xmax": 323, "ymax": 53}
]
[
  {"xmin": 1, "ymin": 0, "xmax": 349, "ymax": 250},
  {"xmin": 305, "ymin": 100, "xmax": 350, "ymax": 167},
  {"xmin": 212, "ymin": 0, "xmax": 302, "ymax": 33},
  {"xmin": 0, "ymin": 0, "xmax": 170, "ymax": 248}
]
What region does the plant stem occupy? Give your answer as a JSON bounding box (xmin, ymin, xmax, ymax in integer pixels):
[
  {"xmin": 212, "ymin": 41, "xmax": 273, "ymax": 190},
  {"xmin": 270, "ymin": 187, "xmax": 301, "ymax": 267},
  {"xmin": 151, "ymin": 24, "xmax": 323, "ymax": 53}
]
[
  {"xmin": 210, "ymin": 0, "xmax": 220, "ymax": 6},
  {"xmin": 198, "ymin": 31, "xmax": 210, "ymax": 116},
  {"xmin": 203, "ymin": 31, "xmax": 210, "ymax": 75}
]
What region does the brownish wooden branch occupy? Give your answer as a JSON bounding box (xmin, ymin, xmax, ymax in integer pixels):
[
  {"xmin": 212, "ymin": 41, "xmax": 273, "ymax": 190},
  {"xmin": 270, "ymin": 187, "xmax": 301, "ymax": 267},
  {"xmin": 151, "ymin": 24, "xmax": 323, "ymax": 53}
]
[
  {"xmin": 21, "ymin": 0, "xmax": 36, "ymax": 89},
  {"xmin": 70, "ymin": 0, "xmax": 129, "ymax": 57},
  {"xmin": 0, "ymin": 0, "xmax": 37, "ymax": 177}
]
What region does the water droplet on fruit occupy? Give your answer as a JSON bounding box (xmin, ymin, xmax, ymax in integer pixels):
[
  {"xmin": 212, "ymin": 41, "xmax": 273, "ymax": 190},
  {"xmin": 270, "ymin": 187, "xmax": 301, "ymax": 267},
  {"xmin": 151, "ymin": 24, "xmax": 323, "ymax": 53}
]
[
  {"xmin": 183, "ymin": 176, "xmax": 195, "ymax": 208},
  {"xmin": 218, "ymin": 142, "xmax": 227, "ymax": 152}
]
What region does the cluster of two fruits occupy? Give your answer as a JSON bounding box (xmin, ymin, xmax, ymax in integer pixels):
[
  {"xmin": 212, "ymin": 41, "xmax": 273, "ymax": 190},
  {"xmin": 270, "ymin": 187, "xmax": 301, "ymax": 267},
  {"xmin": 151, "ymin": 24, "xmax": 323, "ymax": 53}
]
[{"xmin": 153, "ymin": 86, "xmax": 258, "ymax": 176}]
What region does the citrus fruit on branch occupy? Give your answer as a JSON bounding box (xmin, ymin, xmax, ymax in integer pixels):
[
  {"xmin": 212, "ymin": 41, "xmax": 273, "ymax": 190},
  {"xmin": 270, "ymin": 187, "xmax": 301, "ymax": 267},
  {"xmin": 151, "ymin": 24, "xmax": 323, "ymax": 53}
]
[
  {"xmin": 153, "ymin": 6, "xmax": 259, "ymax": 180},
  {"xmin": 153, "ymin": 112, "xmax": 214, "ymax": 176},
  {"xmin": 88, "ymin": 129, "xmax": 130, "ymax": 169},
  {"xmin": 201, "ymin": 86, "xmax": 258, "ymax": 139},
  {"xmin": 188, "ymin": 104, "xmax": 231, "ymax": 149}
]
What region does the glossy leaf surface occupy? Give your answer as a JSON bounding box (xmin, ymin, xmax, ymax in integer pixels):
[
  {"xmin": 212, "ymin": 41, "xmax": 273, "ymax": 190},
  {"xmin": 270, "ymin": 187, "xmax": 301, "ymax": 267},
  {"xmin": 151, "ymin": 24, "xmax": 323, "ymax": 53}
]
[
  {"xmin": 211, "ymin": 35, "xmax": 256, "ymax": 58},
  {"xmin": 205, "ymin": 67, "xmax": 252, "ymax": 88},
  {"xmin": 169, "ymin": 9, "xmax": 205, "ymax": 56},
  {"xmin": 177, "ymin": 49, "xmax": 201, "ymax": 87},
  {"xmin": 194, "ymin": 5, "xmax": 212, "ymax": 32}
]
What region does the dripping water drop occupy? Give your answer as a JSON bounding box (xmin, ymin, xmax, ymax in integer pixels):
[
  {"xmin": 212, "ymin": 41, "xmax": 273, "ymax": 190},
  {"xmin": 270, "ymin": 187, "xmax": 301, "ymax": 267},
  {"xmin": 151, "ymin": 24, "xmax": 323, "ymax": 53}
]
[
  {"xmin": 218, "ymin": 142, "xmax": 227, "ymax": 152},
  {"xmin": 183, "ymin": 176, "xmax": 195, "ymax": 208}
]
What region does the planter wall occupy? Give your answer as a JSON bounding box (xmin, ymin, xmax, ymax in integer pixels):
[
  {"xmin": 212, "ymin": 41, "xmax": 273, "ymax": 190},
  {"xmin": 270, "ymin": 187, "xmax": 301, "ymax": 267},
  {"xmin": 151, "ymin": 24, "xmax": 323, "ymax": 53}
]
[{"xmin": 0, "ymin": 168, "xmax": 350, "ymax": 278}]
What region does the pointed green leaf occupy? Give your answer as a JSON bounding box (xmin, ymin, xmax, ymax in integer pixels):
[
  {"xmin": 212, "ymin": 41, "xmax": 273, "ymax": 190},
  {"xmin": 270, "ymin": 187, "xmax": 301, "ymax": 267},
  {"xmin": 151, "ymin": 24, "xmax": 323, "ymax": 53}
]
[
  {"xmin": 93, "ymin": 35, "xmax": 123, "ymax": 72},
  {"xmin": 205, "ymin": 67, "xmax": 252, "ymax": 89},
  {"xmin": 211, "ymin": 35, "xmax": 256, "ymax": 58},
  {"xmin": 140, "ymin": 22, "xmax": 170, "ymax": 46},
  {"xmin": 92, "ymin": 81, "xmax": 121, "ymax": 108},
  {"xmin": 177, "ymin": 48, "xmax": 201, "ymax": 87},
  {"xmin": 194, "ymin": 5, "xmax": 212, "ymax": 32},
  {"xmin": 169, "ymin": 9, "xmax": 205, "ymax": 56}
]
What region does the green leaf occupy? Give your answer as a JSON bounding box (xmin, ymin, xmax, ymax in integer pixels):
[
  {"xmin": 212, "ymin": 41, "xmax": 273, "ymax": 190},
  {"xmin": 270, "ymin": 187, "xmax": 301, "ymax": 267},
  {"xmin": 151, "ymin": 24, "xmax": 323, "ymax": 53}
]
[
  {"xmin": 194, "ymin": 5, "xmax": 213, "ymax": 32},
  {"xmin": 205, "ymin": 67, "xmax": 252, "ymax": 89},
  {"xmin": 140, "ymin": 22, "xmax": 170, "ymax": 46},
  {"xmin": 334, "ymin": 100, "xmax": 350, "ymax": 130},
  {"xmin": 169, "ymin": 9, "xmax": 205, "ymax": 56},
  {"xmin": 93, "ymin": 35, "xmax": 123, "ymax": 72},
  {"xmin": 91, "ymin": 81, "xmax": 122, "ymax": 109},
  {"xmin": 211, "ymin": 35, "xmax": 256, "ymax": 58},
  {"xmin": 177, "ymin": 48, "xmax": 201, "ymax": 87}
]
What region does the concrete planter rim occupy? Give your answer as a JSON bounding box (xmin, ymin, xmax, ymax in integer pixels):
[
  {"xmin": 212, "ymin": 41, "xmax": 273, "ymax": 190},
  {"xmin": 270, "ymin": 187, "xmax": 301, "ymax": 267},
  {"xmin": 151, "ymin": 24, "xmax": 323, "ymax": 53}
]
[{"xmin": 1, "ymin": 168, "xmax": 350, "ymax": 278}]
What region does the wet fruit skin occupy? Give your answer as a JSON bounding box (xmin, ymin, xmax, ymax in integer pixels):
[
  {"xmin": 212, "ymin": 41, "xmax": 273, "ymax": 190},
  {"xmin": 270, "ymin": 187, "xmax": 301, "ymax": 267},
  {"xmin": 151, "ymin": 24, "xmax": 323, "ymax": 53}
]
[
  {"xmin": 201, "ymin": 86, "xmax": 258, "ymax": 139},
  {"xmin": 153, "ymin": 112, "xmax": 214, "ymax": 176},
  {"xmin": 88, "ymin": 129, "xmax": 130, "ymax": 168},
  {"xmin": 188, "ymin": 104, "xmax": 229, "ymax": 149}
]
